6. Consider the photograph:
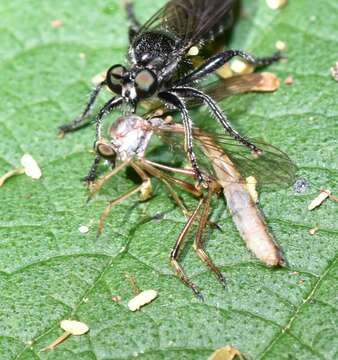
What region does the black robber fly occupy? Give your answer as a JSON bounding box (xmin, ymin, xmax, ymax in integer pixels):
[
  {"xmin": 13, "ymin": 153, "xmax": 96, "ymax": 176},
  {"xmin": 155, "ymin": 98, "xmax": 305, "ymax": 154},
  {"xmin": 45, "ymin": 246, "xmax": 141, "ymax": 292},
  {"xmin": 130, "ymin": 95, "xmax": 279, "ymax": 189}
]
[{"xmin": 59, "ymin": 0, "xmax": 282, "ymax": 184}]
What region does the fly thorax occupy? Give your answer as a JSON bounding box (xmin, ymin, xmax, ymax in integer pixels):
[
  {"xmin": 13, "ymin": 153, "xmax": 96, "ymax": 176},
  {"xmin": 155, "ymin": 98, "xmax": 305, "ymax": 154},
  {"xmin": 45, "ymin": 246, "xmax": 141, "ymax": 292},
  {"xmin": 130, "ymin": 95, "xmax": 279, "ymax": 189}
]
[{"xmin": 131, "ymin": 31, "xmax": 176, "ymax": 67}]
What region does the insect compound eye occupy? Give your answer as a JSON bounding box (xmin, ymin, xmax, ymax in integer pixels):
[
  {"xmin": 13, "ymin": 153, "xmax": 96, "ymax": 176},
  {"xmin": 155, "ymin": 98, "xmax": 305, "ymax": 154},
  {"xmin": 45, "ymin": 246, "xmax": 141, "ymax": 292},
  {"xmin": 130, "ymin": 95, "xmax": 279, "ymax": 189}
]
[
  {"xmin": 106, "ymin": 64, "xmax": 127, "ymax": 94},
  {"xmin": 134, "ymin": 68, "xmax": 158, "ymax": 98},
  {"xmin": 95, "ymin": 139, "xmax": 116, "ymax": 160}
]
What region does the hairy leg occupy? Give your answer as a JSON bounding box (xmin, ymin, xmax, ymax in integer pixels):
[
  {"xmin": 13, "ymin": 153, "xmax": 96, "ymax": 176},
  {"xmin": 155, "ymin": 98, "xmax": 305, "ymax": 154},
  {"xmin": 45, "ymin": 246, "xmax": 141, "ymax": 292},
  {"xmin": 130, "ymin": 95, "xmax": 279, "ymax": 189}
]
[{"xmin": 58, "ymin": 81, "xmax": 106, "ymax": 136}]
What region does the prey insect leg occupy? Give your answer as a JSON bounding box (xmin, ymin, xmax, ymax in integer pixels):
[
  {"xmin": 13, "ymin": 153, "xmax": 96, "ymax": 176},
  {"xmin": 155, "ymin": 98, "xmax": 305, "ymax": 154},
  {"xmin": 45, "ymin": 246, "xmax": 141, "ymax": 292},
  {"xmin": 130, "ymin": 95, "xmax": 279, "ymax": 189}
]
[
  {"xmin": 140, "ymin": 161, "xmax": 202, "ymax": 218},
  {"xmin": 96, "ymin": 161, "xmax": 151, "ymax": 237},
  {"xmin": 193, "ymin": 182, "xmax": 226, "ymax": 289},
  {"xmin": 174, "ymin": 86, "xmax": 260, "ymax": 153},
  {"xmin": 141, "ymin": 161, "xmax": 220, "ymax": 230},
  {"xmin": 123, "ymin": 0, "xmax": 141, "ymax": 42},
  {"xmin": 170, "ymin": 198, "xmax": 205, "ymax": 300},
  {"xmin": 58, "ymin": 81, "xmax": 106, "ymax": 136},
  {"xmin": 97, "ymin": 183, "xmax": 146, "ymax": 238},
  {"xmin": 159, "ymin": 92, "xmax": 207, "ymax": 185},
  {"xmin": 175, "ymin": 50, "xmax": 282, "ymax": 86},
  {"xmin": 88, "ymin": 160, "xmax": 131, "ymax": 199}
]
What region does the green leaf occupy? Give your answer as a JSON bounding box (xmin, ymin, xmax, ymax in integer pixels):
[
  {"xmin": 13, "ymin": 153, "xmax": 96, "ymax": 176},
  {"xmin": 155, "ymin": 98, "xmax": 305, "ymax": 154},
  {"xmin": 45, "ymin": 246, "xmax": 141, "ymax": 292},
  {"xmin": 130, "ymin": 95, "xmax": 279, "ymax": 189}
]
[{"xmin": 0, "ymin": 0, "xmax": 337, "ymax": 359}]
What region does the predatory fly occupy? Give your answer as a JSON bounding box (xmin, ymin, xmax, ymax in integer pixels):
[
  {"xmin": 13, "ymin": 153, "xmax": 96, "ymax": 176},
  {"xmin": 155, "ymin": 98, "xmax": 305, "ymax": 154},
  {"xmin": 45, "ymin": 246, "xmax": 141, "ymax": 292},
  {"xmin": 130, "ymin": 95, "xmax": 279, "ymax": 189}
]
[
  {"xmin": 59, "ymin": 0, "xmax": 282, "ymax": 185},
  {"xmin": 87, "ymin": 73, "xmax": 296, "ymax": 299}
]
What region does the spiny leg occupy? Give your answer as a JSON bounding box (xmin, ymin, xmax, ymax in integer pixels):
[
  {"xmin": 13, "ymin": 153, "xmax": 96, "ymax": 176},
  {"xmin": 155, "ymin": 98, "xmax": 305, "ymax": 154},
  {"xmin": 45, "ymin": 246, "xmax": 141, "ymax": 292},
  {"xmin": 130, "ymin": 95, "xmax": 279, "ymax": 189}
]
[
  {"xmin": 58, "ymin": 81, "xmax": 106, "ymax": 136},
  {"xmin": 84, "ymin": 152, "xmax": 101, "ymax": 185},
  {"xmin": 170, "ymin": 198, "xmax": 205, "ymax": 300},
  {"xmin": 193, "ymin": 183, "xmax": 226, "ymax": 289},
  {"xmin": 175, "ymin": 49, "xmax": 282, "ymax": 86},
  {"xmin": 123, "ymin": 0, "xmax": 141, "ymax": 42},
  {"xmin": 158, "ymin": 91, "xmax": 207, "ymax": 185},
  {"xmin": 95, "ymin": 96, "xmax": 123, "ymax": 141},
  {"xmin": 83, "ymin": 96, "xmax": 123, "ymax": 182},
  {"xmin": 173, "ymin": 86, "xmax": 260, "ymax": 153}
]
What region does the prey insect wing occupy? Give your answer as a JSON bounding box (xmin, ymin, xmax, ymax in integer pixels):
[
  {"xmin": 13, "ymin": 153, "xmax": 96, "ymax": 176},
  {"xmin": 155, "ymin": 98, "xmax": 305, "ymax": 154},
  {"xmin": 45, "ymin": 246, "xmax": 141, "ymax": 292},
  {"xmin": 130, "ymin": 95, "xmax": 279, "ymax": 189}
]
[{"xmin": 152, "ymin": 124, "xmax": 297, "ymax": 189}]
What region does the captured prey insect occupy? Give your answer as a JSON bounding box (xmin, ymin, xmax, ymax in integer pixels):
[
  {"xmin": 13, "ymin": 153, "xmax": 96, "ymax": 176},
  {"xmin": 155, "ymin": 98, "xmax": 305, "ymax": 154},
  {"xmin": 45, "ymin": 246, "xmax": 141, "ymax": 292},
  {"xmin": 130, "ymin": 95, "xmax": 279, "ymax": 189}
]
[
  {"xmin": 88, "ymin": 89, "xmax": 296, "ymax": 298},
  {"xmin": 59, "ymin": 0, "xmax": 282, "ymax": 184}
]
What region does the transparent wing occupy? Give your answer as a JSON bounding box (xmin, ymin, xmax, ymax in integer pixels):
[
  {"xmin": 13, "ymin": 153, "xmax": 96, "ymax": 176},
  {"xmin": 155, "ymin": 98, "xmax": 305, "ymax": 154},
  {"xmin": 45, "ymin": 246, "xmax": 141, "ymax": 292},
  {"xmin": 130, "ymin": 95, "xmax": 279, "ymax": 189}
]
[
  {"xmin": 142, "ymin": 73, "xmax": 279, "ymax": 115},
  {"xmin": 137, "ymin": 0, "xmax": 235, "ymax": 50},
  {"xmin": 187, "ymin": 73, "xmax": 280, "ymax": 108},
  {"xmin": 198, "ymin": 132, "xmax": 297, "ymax": 188},
  {"xmin": 151, "ymin": 125, "xmax": 297, "ymax": 189}
]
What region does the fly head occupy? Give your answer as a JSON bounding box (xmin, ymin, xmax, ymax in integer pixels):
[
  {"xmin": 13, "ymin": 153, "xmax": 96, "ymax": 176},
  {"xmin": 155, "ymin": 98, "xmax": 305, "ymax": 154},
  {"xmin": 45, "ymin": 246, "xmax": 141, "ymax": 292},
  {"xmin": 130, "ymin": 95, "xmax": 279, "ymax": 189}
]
[{"xmin": 106, "ymin": 64, "xmax": 159, "ymax": 111}]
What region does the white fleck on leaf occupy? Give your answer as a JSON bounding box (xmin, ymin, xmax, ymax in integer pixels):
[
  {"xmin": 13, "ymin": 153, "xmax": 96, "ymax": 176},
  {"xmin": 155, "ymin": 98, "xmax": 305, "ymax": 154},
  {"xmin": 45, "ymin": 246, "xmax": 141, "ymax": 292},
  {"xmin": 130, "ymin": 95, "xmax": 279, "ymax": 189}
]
[
  {"xmin": 60, "ymin": 320, "xmax": 89, "ymax": 335},
  {"xmin": 266, "ymin": 0, "xmax": 287, "ymax": 10},
  {"xmin": 128, "ymin": 289, "xmax": 158, "ymax": 311},
  {"xmin": 78, "ymin": 225, "xmax": 89, "ymax": 234},
  {"xmin": 20, "ymin": 154, "xmax": 42, "ymax": 179},
  {"xmin": 308, "ymin": 190, "xmax": 331, "ymax": 210}
]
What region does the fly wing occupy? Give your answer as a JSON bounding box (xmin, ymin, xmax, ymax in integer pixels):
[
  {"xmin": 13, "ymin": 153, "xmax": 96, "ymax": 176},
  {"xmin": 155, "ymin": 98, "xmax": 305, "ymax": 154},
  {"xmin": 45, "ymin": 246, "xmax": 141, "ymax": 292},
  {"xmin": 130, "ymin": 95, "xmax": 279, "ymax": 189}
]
[
  {"xmin": 199, "ymin": 132, "xmax": 297, "ymax": 188},
  {"xmin": 186, "ymin": 73, "xmax": 280, "ymax": 108},
  {"xmin": 152, "ymin": 125, "xmax": 297, "ymax": 189},
  {"xmin": 138, "ymin": 0, "xmax": 235, "ymax": 50}
]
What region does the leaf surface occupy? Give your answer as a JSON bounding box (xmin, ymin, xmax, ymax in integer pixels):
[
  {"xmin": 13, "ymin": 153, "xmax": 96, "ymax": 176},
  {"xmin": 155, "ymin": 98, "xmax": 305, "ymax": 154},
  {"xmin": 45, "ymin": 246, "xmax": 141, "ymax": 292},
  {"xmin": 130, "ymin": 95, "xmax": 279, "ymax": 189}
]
[{"xmin": 0, "ymin": 0, "xmax": 337, "ymax": 359}]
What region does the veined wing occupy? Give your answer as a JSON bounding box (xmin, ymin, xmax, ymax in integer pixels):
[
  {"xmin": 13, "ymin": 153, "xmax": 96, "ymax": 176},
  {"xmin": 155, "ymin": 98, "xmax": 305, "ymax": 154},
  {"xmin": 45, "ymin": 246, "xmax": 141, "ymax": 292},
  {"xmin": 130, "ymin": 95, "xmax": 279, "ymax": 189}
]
[
  {"xmin": 137, "ymin": 0, "xmax": 235, "ymax": 50},
  {"xmin": 152, "ymin": 124, "xmax": 297, "ymax": 189},
  {"xmin": 186, "ymin": 73, "xmax": 280, "ymax": 108}
]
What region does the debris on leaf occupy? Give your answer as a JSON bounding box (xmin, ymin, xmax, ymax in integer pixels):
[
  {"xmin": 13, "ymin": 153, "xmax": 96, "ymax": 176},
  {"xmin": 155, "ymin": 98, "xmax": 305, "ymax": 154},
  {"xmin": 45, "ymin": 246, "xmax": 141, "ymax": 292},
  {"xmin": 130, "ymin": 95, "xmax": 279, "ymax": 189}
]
[
  {"xmin": 128, "ymin": 289, "xmax": 158, "ymax": 311},
  {"xmin": 60, "ymin": 320, "xmax": 89, "ymax": 335},
  {"xmin": 208, "ymin": 345, "xmax": 245, "ymax": 360},
  {"xmin": 216, "ymin": 64, "xmax": 233, "ymax": 79},
  {"xmin": 51, "ymin": 19, "xmax": 62, "ymax": 28},
  {"xmin": 293, "ymin": 178, "xmax": 308, "ymax": 193},
  {"xmin": 112, "ymin": 295, "xmax": 121, "ymax": 302},
  {"xmin": 284, "ymin": 75, "xmax": 294, "ymax": 85},
  {"xmin": 308, "ymin": 189, "xmax": 331, "ymax": 210},
  {"xmin": 309, "ymin": 225, "xmax": 319, "ymax": 235},
  {"xmin": 125, "ymin": 272, "xmax": 140, "ymax": 295},
  {"xmin": 275, "ymin": 40, "xmax": 286, "ymax": 51},
  {"xmin": 330, "ymin": 61, "xmax": 338, "ymax": 81},
  {"xmin": 245, "ymin": 176, "xmax": 258, "ymax": 203},
  {"xmin": 78, "ymin": 225, "xmax": 89, "ymax": 234},
  {"xmin": 21, "ymin": 154, "xmax": 42, "ymax": 179},
  {"xmin": 230, "ymin": 59, "xmax": 254, "ymax": 75},
  {"xmin": 266, "ymin": 0, "xmax": 287, "ymax": 10},
  {"xmin": 0, "ymin": 168, "xmax": 25, "ymax": 187},
  {"xmin": 42, "ymin": 320, "xmax": 89, "ymax": 351}
]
